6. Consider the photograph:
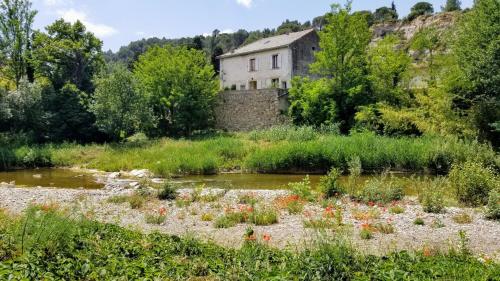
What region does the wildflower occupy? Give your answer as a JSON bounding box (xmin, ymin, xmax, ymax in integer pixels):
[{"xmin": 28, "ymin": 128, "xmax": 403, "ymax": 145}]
[
  {"xmin": 159, "ymin": 207, "xmax": 167, "ymax": 216},
  {"xmin": 368, "ymin": 201, "xmax": 375, "ymax": 207},
  {"xmin": 263, "ymin": 234, "xmax": 271, "ymax": 242},
  {"xmin": 245, "ymin": 234, "xmax": 256, "ymax": 241},
  {"xmin": 422, "ymin": 246, "xmax": 433, "ymax": 257}
]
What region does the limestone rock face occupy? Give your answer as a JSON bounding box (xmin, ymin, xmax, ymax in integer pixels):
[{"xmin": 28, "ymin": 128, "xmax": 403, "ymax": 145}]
[{"xmin": 372, "ymin": 12, "xmax": 458, "ymax": 42}]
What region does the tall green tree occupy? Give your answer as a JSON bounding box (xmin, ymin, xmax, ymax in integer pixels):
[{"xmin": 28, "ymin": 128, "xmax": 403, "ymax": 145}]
[
  {"xmin": 91, "ymin": 64, "xmax": 154, "ymax": 140},
  {"xmin": 407, "ymin": 2, "xmax": 434, "ymax": 21},
  {"xmin": 32, "ymin": 19, "xmax": 104, "ymax": 142},
  {"xmin": 0, "ymin": 0, "xmax": 36, "ymax": 88},
  {"xmin": 307, "ymin": 2, "xmax": 371, "ymax": 131},
  {"xmin": 32, "ymin": 19, "xmax": 104, "ymax": 93},
  {"xmin": 442, "ymin": 0, "xmax": 461, "ymax": 12},
  {"xmin": 373, "ymin": 7, "xmax": 398, "ymax": 23},
  {"xmin": 134, "ymin": 45, "xmax": 218, "ymax": 136},
  {"xmin": 453, "ymin": 0, "xmax": 500, "ymax": 145}
]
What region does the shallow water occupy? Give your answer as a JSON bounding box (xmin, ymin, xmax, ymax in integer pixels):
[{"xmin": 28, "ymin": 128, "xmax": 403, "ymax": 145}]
[
  {"xmin": 0, "ymin": 168, "xmax": 433, "ymax": 196},
  {"xmin": 179, "ymin": 173, "xmax": 430, "ymax": 196},
  {"xmin": 0, "ymin": 168, "xmax": 103, "ymax": 189}
]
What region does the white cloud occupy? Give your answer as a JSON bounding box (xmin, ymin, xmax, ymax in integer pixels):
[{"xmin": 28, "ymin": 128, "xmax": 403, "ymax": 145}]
[
  {"xmin": 236, "ymin": 0, "xmax": 252, "ymax": 8},
  {"xmin": 42, "ymin": 0, "xmax": 71, "ymax": 7},
  {"xmin": 57, "ymin": 9, "xmax": 118, "ymax": 38}
]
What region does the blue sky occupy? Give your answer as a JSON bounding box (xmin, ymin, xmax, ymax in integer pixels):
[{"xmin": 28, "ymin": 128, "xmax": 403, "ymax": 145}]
[{"xmin": 31, "ymin": 0, "xmax": 473, "ymax": 51}]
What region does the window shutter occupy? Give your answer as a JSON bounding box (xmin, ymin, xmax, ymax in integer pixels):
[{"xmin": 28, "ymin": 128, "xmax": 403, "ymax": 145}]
[
  {"xmin": 279, "ymin": 54, "xmax": 282, "ymax": 69},
  {"xmin": 247, "ymin": 59, "xmax": 250, "ymax": 72}
]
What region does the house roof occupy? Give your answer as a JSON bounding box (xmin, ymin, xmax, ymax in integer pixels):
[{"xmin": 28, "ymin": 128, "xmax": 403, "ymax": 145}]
[{"xmin": 218, "ymin": 29, "xmax": 316, "ymax": 59}]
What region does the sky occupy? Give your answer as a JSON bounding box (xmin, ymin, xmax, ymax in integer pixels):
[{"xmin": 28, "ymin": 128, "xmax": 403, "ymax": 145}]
[{"xmin": 31, "ymin": 0, "xmax": 474, "ymax": 52}]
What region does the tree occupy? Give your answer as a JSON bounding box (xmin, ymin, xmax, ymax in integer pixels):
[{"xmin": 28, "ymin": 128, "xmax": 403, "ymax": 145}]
[
  {"xmin": 32, "ymin": 19, "xmax": 104, "ymax": 93},
  {"xmin": 0, "ymin": 0, "xmax": 36, "ymax": 88},
  {"xmin": 276, "ymin": 19, "xmax": 303, "ymax": 34},
  {"xmin": 407, "ymin": 2, "xmax": 434, "ymax": 21},
  {"xmin": 134, "ymin": 45, "xmax": 218, "ymax": 136},
  {"xmin": 373, "ymin": 7, "xmax": 398, "ymax": 23},
  {"xmin": 353, "ymin": 10, "xmax": 374, "ymax": 26},
  {"xmin": 91, "ymin": 64, "xmax": 154, "ymax": 140},
  {"xmin": 410, "ymin": 27, "xmax": 442, "ymax": 85},
  {"xmin": 453, "ymin": 0, "xmax": 500, "ymax": 145},
  {"xmin": 31, "ymin": 19, "xmax": 104, "ymax": 142},
  {"xmin": 442, "ymin": 0, "xmax": 461, "ymax": 12},
  {"xmin": 290, "ymin": 2, "xmax": 371, "ymax": 131}
]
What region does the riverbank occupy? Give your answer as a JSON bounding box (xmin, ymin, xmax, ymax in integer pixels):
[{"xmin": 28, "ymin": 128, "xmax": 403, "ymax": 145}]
[
  {"xmin": 1, "ymin": 184, "xmax": 499, "ymax": 259},
  {"xmin": 1, "ymin": 132, "xmax": 498, "ymax": 176}
]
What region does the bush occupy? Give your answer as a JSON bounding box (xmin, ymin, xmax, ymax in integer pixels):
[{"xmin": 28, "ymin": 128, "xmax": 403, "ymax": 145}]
[
  {"xmin": 355, "ymin": 176, "xmax": 404, "ymax": 204},
  {"xmin": 157, "ymin": 182, "xmax": 177, "ymax": 200},
  {"xmin": 319, "ymin": 168, "xmax": 344, "ymax": 198},
  {"xmin": 289, "ymin": 176, "xmax": 314, "ymax": 201},
  {"xmin": 486, "ymin": 189, "xmax": 500, "ymax": 220},
  {"xmin": 128, "ymin": 194, "xmax": 146, "ymax": 209},
  {"xmin": 419, "ymin": 178, "xmax": 446, "ymax": 213},
  {"xmin": 452, "ymin": 212, "xmax": 473, "ymax": 224},
  {"xmin": 414, "ymin": 217, "xmax": 425, "ymax": 226},
  {"xmin": 360, "ymin": 228, "xmax": 373, "ymax": 240},
  {"xmin": 449, "ymin": 161, "xmax": 499, "ymax": 207},
  {"xmin": 249, "ymin": 207, "xmax": 279, "ymax": 226}
]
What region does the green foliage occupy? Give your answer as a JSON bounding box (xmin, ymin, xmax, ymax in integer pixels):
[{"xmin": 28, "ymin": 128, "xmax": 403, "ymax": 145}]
[
  {"xmin": 247, "ymin": 125, "xmax": 320, "ymax": 142},
  {"xmin": 292, "ymin": 3, "xmax": 371, "ymax": 132},
  {"xmin": 453, "ymin": 212, "xmax": 473, "ymax": 224},
  {"xmin": 419, "ymin": 178, "xmax": 447, "ymax": 213},
  {"xmin": 407, "ymin": 2, "xmax": 434, "ymax": 22},
  {"xmin": 288, "ymin": 176, "xmax": 314, "ymax": 201},
  {"xmin": 360, "ymin": 228, "xmax": 373, "ymax": 239},
  {"xmin": 0, "ymin": 0, "xmax": 36, "ymax": 88},
  {"xmin": 157, "ymin": 181, "xmax": 178, "ymax": 200},
  {"xmin": 32, "ymin": 19, "xmax": 103, "ymax": 93},
  {"xmin": 453, "ymin": 0, "xmax": 500, "ymax": 145},
  {"xmin": 249, "ymin": 207, "xmax": 279, "ymax": 226},
  {"xmin": 91, "ymin": 64, "xmax": 154, "ymax": 140},
  {"xmin": 449, "ymin": 161, "xmax": 499, "ymax": 207},
  {"xmin": 355, "ymin": 174, "xmax": 404, "ymax": 204},
  {"xmin": 134, "ymin": 45, "xmax": 218, "ymax": 136},
  {"xmin": 486, "ymin": 189, "xmax": 500, "ymax": 220},
  {"xmin": 0, "ymin": 211, "xmax": 499, "ymax": 280},
  {"xmin": 373, "ymin": 6, "xmax": 398, "ymax": 23},
  {"xmin": 319, "ymin": 168, "xmax": 343, "ymax": 198},
  {"xmin": 414, "ymin": 217, "xmax": 425, "ymax": 225},
  {"xmin": 442, "ymin": 0, "xmax": 462, "ymax": 12}
]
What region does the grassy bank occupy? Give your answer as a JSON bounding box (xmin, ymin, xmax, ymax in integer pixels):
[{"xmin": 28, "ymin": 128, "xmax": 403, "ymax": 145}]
[
  {"xmin": 0, "ymin": 207, "xmax": 498, "ymax": 280},
  {"xmin": 1, "ymin": 131, "xmax": 498, "ymax": 176}
]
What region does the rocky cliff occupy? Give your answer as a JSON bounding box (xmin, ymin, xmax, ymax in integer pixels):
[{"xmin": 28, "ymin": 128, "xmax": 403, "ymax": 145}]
[{"xmin": 372, "ymin": 12, "xmax": 459, "ymax": 42}]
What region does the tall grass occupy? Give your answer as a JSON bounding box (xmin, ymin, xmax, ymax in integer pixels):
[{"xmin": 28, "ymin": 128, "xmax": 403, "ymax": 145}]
[
  {"xmin": 1, "ymin": 130, "xmax": 498, "ymax": 176},
  {"xmin": 245, "ymin": 133, "xmax": 499, "ymax": 173}
]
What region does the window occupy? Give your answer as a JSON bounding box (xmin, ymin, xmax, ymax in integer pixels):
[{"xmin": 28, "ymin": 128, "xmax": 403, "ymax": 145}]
[
  {"xmin": 272, "ymin": 54, "xmax": 279, "ymax": 69},
  {"xmin": 271, "ymin": 78, "xmax": 279, "ymax": 88},
  {"xmin": 249, "ymin": 58, "xmax": 256, "ymax": 72},
  {"xmin": 240, "ymin": 84, "xmax": 246, "ymax": 90},
  {"xmin": 281, "ymin": 81, "xmax": 287, "ymax": 89},
  {"xmin": 312, "ymin": 46, "xmax": 316, "ymax": 51}
]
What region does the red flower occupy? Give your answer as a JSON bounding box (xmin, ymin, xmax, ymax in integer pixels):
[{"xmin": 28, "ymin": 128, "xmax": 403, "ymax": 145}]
[
  {"xmin": 263, "ymin": 234, "xmax": 271, "ymax": 242},
  {"xmin": 368, "ymin": 201, "xmax": 375, "ymax": 207},
  {"xmin": 159, "ymin": 207, "xmax": 167, "ymax": 216}
]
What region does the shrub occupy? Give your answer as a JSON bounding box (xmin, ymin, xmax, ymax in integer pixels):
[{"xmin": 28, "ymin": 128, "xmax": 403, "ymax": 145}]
[
  {"xmin": 145, "ymin": 208, "xmax": 167, "ymax": 225},
  {"xmin": 360, "ymin": 228, "xmax": 373, "ymax": 240},
  {"xmin": 128, "ymin": 194, "xmax": 146, "ymax": 209},
  {"xmin": 486, "ymin": 189, "xmax": 500, "ymax": 220},
  {"xmin": 249, "ymin": 207, "xmax": 279, "ymax": 226},
  {"xmin": 374, "ymin": 222, "xmax": 395, "ymax": 234},
  {"xmin": 431, "ymin": 218, "xmax": 445, "ymax": 229},
  {"xmin": 449, "ymin": 161, "xmax": 499, "ymax": 207},
  {"xmin": 201, "ymin": 213, "xmax": 214, "ymax": 222},
  {"xmin": 275, "ymin": 195, "xmax": 305, "ymax": 214},
  {"xmin": 319, "ymin": 168, "xmax": 344, "ymax": 198},
  {"xmin": 238, "ymin": 193, "xmax": 260, "ymax": 206},
  {"xmin": 352, "ymin": 208, "xmax": 381, "ymax": 221},
  {"xmin": 107, "ymin": 195, "xmax": 129, "ymax": 204},
  {"xmin": 452, "ymin": 212, "xmax": 473, "ymax": 224},
  {"xmin": 419, "ymin": 178, "xmax": 446, "ymax": 213},
  {"xmin": 157, "ymin": 182, "xmax": 177, "ymax": 200},
  {"xmin": 389, "ymin": 205, "xmax": 405, "ymax": 214},
  {"xmin": 289, "ymin": 176, "xmax": 314, "ymax": 201},
  {"xmin": 304, "ymin": 218, "xmax": 339, "ymax": 229},
  {"xmin": 355, "ymin": 176, "xmax": 404, "ymax": 205},
  {"xmin": 414, "ymin": 217, "xmax": 425, "ymax": 226}
]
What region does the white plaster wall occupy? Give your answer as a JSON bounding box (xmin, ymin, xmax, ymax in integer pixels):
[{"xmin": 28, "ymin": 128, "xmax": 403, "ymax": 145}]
[{"xmin": 220, "ymin": 47, "xmax": 292, "ymax": 90}]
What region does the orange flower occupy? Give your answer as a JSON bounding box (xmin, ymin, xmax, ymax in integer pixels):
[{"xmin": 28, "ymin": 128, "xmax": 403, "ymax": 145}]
[
  {"xmin": 422, "ymin": 246, "xmax": 433, "ymax": 257},
  {"xmin": 368, "ymin": 201, "xmax": 375, "ymax": 207},
  {"xmin": 263, "ymin": 234, "xmax": 271, "ymax": 242},
  {"xmin": 159, "ymin": 207, "xmax": 167, "ymax": 216},
  {"xmin": 245, "ymin": 234, "xmax": 256, "ymax": 241}
]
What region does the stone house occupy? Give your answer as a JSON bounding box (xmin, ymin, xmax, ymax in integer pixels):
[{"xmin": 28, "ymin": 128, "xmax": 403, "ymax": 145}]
[{"xmin": 218, "ymin": 29, "xmax": 319, "ymax": 91}]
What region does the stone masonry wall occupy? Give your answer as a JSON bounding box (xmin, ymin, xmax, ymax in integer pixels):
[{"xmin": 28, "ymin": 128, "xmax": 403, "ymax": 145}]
[{"xmin": 215, "ymin": 89, "xmax": 290, "ymax": 131}]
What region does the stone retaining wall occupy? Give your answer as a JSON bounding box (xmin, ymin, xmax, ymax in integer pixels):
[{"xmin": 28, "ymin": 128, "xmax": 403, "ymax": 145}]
[{"xmin": 215, "ymin": 89, "xmax": 290, "ymax": 131}]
